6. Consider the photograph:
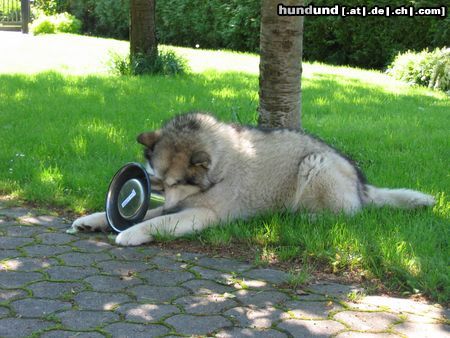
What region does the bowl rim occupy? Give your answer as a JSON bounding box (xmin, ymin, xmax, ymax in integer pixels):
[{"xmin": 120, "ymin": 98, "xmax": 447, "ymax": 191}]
[{"xmin": 105, "ymin": 162, "xmax": 150, "ymax": 233}]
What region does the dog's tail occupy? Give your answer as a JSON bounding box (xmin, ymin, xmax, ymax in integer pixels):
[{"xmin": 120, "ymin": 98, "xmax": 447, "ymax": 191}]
[{"xmin": 363, "ymin": 185, "xmax": 435, "ymax": 209}]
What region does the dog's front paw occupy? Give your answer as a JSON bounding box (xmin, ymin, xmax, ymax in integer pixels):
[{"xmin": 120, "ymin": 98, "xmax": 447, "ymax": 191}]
[
  {"xmin": 115, "ymin": 224, "xmax": 152, "ymax": 246},
  {"xmin": 68, "ymin": 212, "xmax": 108, "ymax": 234}
]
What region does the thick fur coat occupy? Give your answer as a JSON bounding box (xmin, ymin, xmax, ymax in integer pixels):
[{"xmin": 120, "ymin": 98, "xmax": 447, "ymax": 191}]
[{"xmin": 71, "ymin": 113, "xmax": 435, "ymax": 246}]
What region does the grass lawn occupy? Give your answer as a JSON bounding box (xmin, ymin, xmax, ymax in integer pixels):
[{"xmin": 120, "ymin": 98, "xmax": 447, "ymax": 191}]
[{"xmin": 0, "ymin": 32, "xmax": 449, "ymax": 303}]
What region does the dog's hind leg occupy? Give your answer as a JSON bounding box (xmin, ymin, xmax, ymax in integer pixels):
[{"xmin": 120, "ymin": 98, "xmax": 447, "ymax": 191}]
[
  {"xmin": 291, "ymin": 153, "xmax": 363, "ymax": 215},
  {"xmin": 115, "ymin": 207, "xmax": 217, "ymax": 246}
]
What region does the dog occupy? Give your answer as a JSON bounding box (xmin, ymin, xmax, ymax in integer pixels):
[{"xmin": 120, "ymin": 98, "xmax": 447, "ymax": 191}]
[{"xmin": 70, "ymin": 112, "xmax": 435, "ymax": 246}]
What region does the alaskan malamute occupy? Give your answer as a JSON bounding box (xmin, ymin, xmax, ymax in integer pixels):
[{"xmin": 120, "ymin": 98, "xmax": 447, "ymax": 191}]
[{"xmin": 71, "ymin": 113, "xmax": 435, "ymax": 246}]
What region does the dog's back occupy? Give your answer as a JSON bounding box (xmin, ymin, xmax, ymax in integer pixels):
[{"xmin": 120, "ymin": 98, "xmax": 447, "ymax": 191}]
[{"xmin": 178, "ymin": 114, "xmax": 434, "ymax": 219}]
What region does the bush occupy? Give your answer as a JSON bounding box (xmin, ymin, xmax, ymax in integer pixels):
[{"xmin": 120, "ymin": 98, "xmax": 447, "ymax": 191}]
[
  {"xmin": 53, "ymin": 12, "xmax": 82, "ymax": 33},
  {"xmin": 33, "ymin": 0, "xmax": 68, "ymax": 15},
  {"xmin": 301, "ymin": 0, "xmax": 449, "ymax": 69},
  {"xmin": 68, "ymin": 0, "xmax": 129, "ymax": 40},
  {"xmin": 156, "ymin": 0, "xmax": 260, "ymax": 52},
  {"xmin": 31, "ymin": 12, "xmax": 82, "ymax": 35},
  {"xmin": 108, "ymin": 49, "xmax": 190, "ymax": 76},
  {"xmin": 387, "ymin": 47, "xmax": 450, "ymax": 92},
  {"xmin": 63, "ymin": 0, "xmax": 448, "ymax": 69},
  {"xmin": 30, "ymin": 16, "xmax": 56, "ymax": 35}
]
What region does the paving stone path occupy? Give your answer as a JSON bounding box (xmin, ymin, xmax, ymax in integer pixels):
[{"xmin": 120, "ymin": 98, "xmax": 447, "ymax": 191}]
[{"xmin": 0, "ymin": 203, "xmax": 448, "ymax": 337}]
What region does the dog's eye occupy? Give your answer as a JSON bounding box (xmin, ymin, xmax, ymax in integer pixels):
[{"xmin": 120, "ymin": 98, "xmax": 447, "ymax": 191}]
[{"xmin": 186, "ymin": 176, "xmax": 197, "ymax": 186}]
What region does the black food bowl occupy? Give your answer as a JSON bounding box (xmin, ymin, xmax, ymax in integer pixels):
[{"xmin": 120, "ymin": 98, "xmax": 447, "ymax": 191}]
[{"xmin": 105, "ymin": 162, "xmax": 156, "ymax": 233}]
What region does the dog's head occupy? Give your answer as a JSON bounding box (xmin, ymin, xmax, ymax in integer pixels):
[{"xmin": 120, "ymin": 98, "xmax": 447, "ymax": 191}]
[{"xmin": 137, "ymin": 114, "xmax": 215, "ymax": 208}]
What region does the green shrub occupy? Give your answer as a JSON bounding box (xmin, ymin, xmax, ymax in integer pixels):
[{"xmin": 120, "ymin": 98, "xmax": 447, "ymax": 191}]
[
  {"xmin": 387, "ymin": 47, "xmax": 450, "ymax": 92},
  {"xmin": 107, "ymin": 51, "xmax": 132, "ymax": 76},
  {"xmin": 30, "ymin": 16, "xmax": 57, "ymax": 35},
  {"xmin": 33, "ymin": 0, "xmax": 59, "ymax": 15},
  {"xmin": 53, "ymin": 12, "xmax": 82, "ymax": 33},
  {"xmin": 64, "ymin": 0, "xmax": 449, "ymax": 69},
  {"xmin": 156, "ymin": 0, "xmax": 450, "ymax": 69},
  {"xmin": 68, "ymin": 0, "xmax": 129, "ymax": 40},
  {"xmin": 94, "ymin": 0, "xmax": 129, "ymax": 40},
  {"xmin": 148, "ymin": 50, "xmax": 190, "ymax": 76},
  {"xmin": 108, "ymin": 49, "xmax": 190, "ymax": 76},
  {"xmin": 31, "ymin": 12, "xmax": 82, "ymax": 35},
  {"xmin": 156, "ymin": 0, "xmax": 260, "ymax": 52}
]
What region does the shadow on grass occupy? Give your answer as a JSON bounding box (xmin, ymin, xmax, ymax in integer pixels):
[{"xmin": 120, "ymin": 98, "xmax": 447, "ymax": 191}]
[{"xmin": 0, "ymin": 70, "xmax": 448, "ymax": 302}]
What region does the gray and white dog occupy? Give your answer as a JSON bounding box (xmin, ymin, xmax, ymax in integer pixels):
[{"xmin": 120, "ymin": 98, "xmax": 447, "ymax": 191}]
[{"xmin": 71, "ymin": 113, "xmax": 435, "ymax": 246}]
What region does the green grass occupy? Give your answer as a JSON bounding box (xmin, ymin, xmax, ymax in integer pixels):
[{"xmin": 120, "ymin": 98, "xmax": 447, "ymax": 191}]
[{"xmin": 0, "ymin": 33, "xmax": 449, "ymax": 302}]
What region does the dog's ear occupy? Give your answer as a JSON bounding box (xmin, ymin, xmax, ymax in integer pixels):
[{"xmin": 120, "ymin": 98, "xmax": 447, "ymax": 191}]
[
  {"xmin": 190, "ymin": 151, "xmax": 211, "ymax": 169},
  {"xmin": 137, "ymin": 131, "xmax": 161, "ymax": 149}
]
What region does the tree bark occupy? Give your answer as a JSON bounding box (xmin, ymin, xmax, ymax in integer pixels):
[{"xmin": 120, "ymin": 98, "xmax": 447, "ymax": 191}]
[
  {"xmin": 258, "ymin": 0, "xmax": 304, "ymax": 130},
  {"xmin": 130, "ymin": 0, "xmax": 157, "ymax": 58}
]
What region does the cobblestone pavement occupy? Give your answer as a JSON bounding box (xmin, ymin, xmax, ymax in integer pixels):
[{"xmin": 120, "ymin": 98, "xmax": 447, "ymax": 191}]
[{"xmin": 0, "ymin": 203, "xmax": 448, "ymax": 337}]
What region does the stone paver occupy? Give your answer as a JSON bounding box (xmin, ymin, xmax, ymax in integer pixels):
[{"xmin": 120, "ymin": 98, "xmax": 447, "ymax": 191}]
[
  {"xmin": 0, "ymin": 204, "xmax": 448, "ymax": 337},
  {"xmin": 283, "ymin": 299, "xmax": 342, "ymax": 319},
  {"xmin": 0, "ymin": 318, "xmax": 54, "ymax": 338},
  {"xmin": 0, "ymin": 236, "xmax": 34, "ymax": 249},
  {"xmin": 0, "ymin": 289, "xmax": 28, "ymax": 301},
  {"xmin": 175, "ymin": 294, "xmax": 238, "ymax": 314},
  {"xmin": 336, "ymin": 333, "xmax": 401, "ymax": 338},
  {"xmin": 130, "ymin": 284, "xmax": 190, "ymax": 303},
  {"xmin": 196, "ymin": 256, "xmax": 252, "ymax": 272},
  {"xmin": 216, "ymin": 327, "xmax": 288, "ymax": 337},
  {"xmin": 103, "ymin": 322, "xmax": 169, "ymax": 337},
  {"xmin": 27, "ymin": 281, "xmax": 85, "ymax": 299},
  {"xmin": 0, "ymin": 271, "xmax": 43, "ymax": 288},
  {"xmin": 393, "ymin": 322, "xmax": 450, "ymax": 338},
  {"xmin": 334, "ymin": 311, "xmax": 399, "ymax": 331},
  {"xmin": 243, "ymin": 267, "xmax": 290, "ymax": 285},
  {"xmin": 182, "ymin": 278, "xmax": 234, "ymax": 295},
  {"xmin": 74, "ymin": 291, "xmax": 132, "ymax": 310},
  {"xmin": 190, "ymin": 265, "xmax": 234, "ymax": 282},
  {"xmin": 46, "ymin": 265, "xmax": 99, "ymax": 280},
  {"xmin": 0, "ymin": 249, "xmax": 20, "ymax": 260},
  {"xmin": 165, "ymin": 314, "xmax": 232, "ymax": 335},
  {"xmin": 84, "ymin": 274, "xmax": 142, "ymax": 291},
  {"xmin": 139, "ymin": 269, "xmax": 194, "ymax": 285},
  {"xmin": 234, "ymin": 289, "xmax": 291, "ymax": 307},
  {"xmin": 95, "ymin": 259, "xmax": 153, "ymax": 275},
  {"xmin": 22, "ymin": 244, "xmax": 72, "ymax": 257},
  {"xmin": 278, "ymin": 319, "xmax": 346, "ymax": 337},
  {"xmin": 11, "ymin": 298, "xmax": 71, "ymax": 317},
  {"xmin": 116, "ymin": 303, "xmax": 179, "ymax": 322},
  {"xmin": 0, "ymin": 306, "xmax": 10, "ymax": 317},
  {"xmin": 41, "ymin": 331, "xmax": 106, "ymax": 338},
  {"xmin": 56, "ymin": 310, "xmax": 119, "ymax": 330},
  {"xmin": 57, "ymin": 252, "xmax": 111, "ymax": 266},
  {"xmin": 1, "ymin": 257, "xmax": 56, "ymax": 273},
  {"xmin": 309, "ymin": 281, "xmax": 364, "ymax": 299},
  {"xmin": 225, "ymin": 306, "xmax": 284, "ymax": 328}
]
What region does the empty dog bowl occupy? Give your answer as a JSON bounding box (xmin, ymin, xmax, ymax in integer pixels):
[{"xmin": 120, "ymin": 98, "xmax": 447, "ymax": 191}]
[{"xmin": 105, "ymin": 162, "xmax": 163, "ymax": 233}]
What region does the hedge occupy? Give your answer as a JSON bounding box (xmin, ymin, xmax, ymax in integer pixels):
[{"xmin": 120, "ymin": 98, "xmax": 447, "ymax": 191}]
[
  {"xmin": 387, "ymin": 47, "xmax": 450, "ymax": 92},
  {"xmin": 43, "ymin": 0, "xmax": 449, "ymax": 69}
]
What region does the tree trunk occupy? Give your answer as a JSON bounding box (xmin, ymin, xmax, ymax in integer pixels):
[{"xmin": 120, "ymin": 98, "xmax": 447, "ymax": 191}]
[
  {"xmin": 258, "ymin": 0, "xmax": 304, "ymax": 130},
  {"xmin": 130, "ymin": 0, "xmax": 157, "ymax": 58}
]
